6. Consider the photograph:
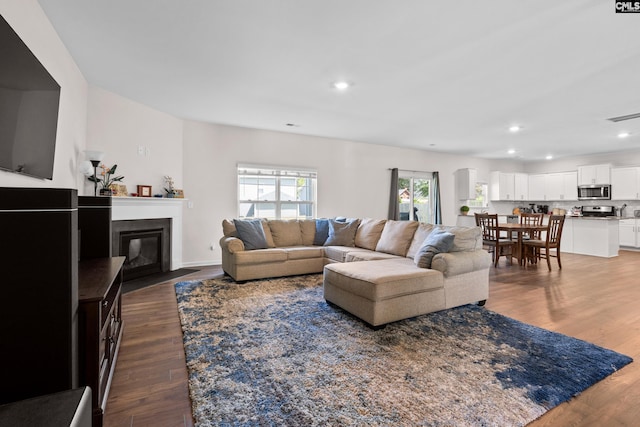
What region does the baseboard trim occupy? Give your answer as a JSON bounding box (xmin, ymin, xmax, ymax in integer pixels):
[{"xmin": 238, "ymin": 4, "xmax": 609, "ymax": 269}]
[{"xmin": 182, "ymin": 260, "xmax": 221, "ymax": 268}]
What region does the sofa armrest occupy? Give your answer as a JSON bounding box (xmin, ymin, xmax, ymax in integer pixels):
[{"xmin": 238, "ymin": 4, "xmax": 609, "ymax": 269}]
[
  {"xmin": 220, "ymin": 236, "xmax": 245, "ymax": 254},
  {"xmin": 431, "ymin": 250, "xmax": 491, "ymax": 277}
]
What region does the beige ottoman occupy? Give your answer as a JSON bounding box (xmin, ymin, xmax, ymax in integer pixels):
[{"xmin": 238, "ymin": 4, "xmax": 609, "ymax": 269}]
[{"xmin": 323, "ymin": 259, "xmax": 445, "ymax": 328}]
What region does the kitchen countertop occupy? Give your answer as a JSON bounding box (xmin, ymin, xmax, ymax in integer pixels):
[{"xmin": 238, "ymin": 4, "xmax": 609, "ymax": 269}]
[{"xmin": 566, "ymin": 216, "xmax": 620, "ymax": 220}]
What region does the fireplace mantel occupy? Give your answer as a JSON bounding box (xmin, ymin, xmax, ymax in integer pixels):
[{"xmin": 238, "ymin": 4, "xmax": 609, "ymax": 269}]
[{"xmin": 111, "ymin": 197, "xmax": 186, "ymax": 270}]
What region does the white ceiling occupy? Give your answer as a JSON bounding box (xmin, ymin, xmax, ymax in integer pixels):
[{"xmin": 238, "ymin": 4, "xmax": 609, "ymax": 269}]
[{"xmin": 37, "ymin": 0, "xmax": 640, "ymax": 161}]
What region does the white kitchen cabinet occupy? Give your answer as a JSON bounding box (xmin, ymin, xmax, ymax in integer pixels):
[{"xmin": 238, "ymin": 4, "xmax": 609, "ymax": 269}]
[
  {"xmin": 514, "ymin": 173, "xmax": 528, "ymax": 201},
  {"xmin": 561, "ymin": 217, "xmax": 573, "ymax": 253},
  {"xmin": 490, "ymin": 171, "xmax": 515, "ymax": 201},
  {"xmin": 545, "ymin": 173, "xmax": 563, "ymax": 200},
  {"xmin": 528, "ymin": 174, "xmax": 546, "ymax": 200},
  {"xmin": 619, "ymin": 218, "xmax": 639, "ymax": 247},
  {"xmin": 578, "ymin": 164, "xmax": 611, "ymax": 185},
  {"xmin": 455, "ymin": 168, "xmax": 477, "ymax": 200},
  {"xmin": 611, "ymin": 167, "xmax": 640, "ymax": 200},
  {"xmin": 562, "ymin": 171, "xmax": 578, "ymax": 201},
  {"xmin": 543, "ymin": 172, "xmax": 578, "ymax": 201}
]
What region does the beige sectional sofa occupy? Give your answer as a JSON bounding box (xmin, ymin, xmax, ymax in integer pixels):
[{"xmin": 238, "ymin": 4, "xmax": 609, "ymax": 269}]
[{"xmin": 220, "ymin": 218, "xmax": 491, "ymax": 327}]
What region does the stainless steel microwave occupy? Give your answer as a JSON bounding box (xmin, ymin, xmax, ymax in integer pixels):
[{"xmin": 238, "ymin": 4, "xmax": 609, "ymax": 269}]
[{"xmin": 577, "ymin": 184, "xmax": 611, "ymax": 200}]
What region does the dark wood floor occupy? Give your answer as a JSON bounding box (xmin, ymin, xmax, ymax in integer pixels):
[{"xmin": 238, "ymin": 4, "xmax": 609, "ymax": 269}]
[{"xmin": 104, "ymin": 251, "xmax": 640, "ymax": 426}]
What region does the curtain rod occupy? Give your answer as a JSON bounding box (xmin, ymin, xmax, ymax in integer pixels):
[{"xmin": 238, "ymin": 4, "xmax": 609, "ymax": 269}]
[{"xmin": 388, "ymin": 168, "xmax": 434, "ymax": 174}]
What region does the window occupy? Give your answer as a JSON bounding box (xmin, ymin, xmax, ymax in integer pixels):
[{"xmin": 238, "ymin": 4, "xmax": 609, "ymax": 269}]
[
  {"xmin": 398, "ymin": 173, "xmax": 434, "ymax": 223},
  {"xmin": 467, "ymin": 182, "xmax": 489, "ymax": 208},
  {"xmin": 238, "ymin": 164, "xmax": 316, "ymax": 219}
]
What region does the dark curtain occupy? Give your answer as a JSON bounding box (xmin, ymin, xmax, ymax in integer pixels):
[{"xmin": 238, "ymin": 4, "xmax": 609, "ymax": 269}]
[
  {"xmin": 433, "ymin": 171, "xmax": 442, "ymax": 224},
  {"xmin": 388, "ymin": 168, "xmax": 399, "ymax": 220}
]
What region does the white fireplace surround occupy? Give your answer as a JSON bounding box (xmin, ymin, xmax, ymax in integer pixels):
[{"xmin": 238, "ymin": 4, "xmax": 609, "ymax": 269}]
[{"xmin": 111, "ymin": 197, "xmax": 185, "ymax": 270}]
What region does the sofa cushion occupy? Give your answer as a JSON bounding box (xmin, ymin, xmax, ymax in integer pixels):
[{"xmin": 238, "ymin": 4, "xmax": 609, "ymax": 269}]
[
  {"xmin": 354, "ymin": 218, "xmax": 386, "ymax": 250},
  {"xmin": 285, "ymin": 246, "xmax": 324, "ymax": 260},
  {"xmin": 345, "ymin": 250, "xmax": 401, "ymax": 262},
  {"xmin": 313, "ymin": 219, "xmax": 330, "ymax": 245},
  {"xmin": 406, "ymin": 223, "xmax": 436, "ymax": 259},
  {"xmin": 268, "ymin": 220, "xmax": 303, "ymax": 247},
  {"xmin": 414, "ymin": 229, "xmax": 455, "ymax": 269},
  {"xmin": 262, "ymin": 220, "xmax": 277, "ymax": 248},
  {"xmin": 234, "ymin": 248, "xmax": 288, "ymax": 265},
  {"xmin": 323, "ymin": 259, "xmax": 443, "ymax": 302},
  {"xmin": 222, "ymin": 219, "xmax": 238, "ymax": 237},
  {"xmin": 323, "ymin": 246, "xmax": 363, "ymax": 262},
  {"xmin": 438, "ymin": 226, "xmax": 481, "ymax": 252},
  {"xmin": 324, "ymin": 219, "xmax": 361, "ymax": 246},
  {"xmin": 233, "ymin": 219, "xmax": 268, "ymax": 250},
  {"xmin": 299, "ymin": 220, "xmax": 317, "ymax": 246},
  {"xmin": 375, "ymin": 220, "xmax": 419, "ymax": 256}
]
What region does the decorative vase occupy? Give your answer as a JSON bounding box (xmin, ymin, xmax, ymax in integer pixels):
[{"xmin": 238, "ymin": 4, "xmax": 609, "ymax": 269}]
[{"xmin": 461, "ymin": 211, "xmax": 468, "ymax": 216}]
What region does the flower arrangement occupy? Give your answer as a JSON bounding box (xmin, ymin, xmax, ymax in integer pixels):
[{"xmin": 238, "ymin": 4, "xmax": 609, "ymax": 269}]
[
  {"xmin": 88, "ymin": 164, "xmax": 124, "ymax": 189},
  {"xmin": 460, "ymin": 205, "xmax": 470, "ymax": 215},
  {"xmin": 164, "ymin": 175, "xmax": 176, "ymax": 197}
]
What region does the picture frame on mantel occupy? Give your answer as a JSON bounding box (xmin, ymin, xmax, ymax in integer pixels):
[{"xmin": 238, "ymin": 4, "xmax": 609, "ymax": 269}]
[{"xmin": 137, "ymin": 185, "xmax": 152, "ymax": 197}]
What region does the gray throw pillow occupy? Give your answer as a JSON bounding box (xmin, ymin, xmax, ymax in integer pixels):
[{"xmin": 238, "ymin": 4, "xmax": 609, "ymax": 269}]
[
  {"xmin": 324, "ymin": 219, "xmax": 361, "ymax": 246},
  {"xmin": 414, "ymin": 229, "xmax": 455, "ymax": 269},
  {"xmin": 233, "ymin": 219, "xmax": 268, "ymax": 250}
]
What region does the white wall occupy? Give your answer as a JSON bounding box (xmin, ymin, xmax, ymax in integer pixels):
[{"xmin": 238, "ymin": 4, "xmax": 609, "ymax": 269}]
[
  {"xmin": 181, "ymin": 120, "xmax": 521, "ymax": 266},
  {"xmin": 85, "ymin": 87, "xmax": 184, "ymax": 196},
  {"xmin": 0, "ymin": 0, "xmax": 88, "ymax": 189}
]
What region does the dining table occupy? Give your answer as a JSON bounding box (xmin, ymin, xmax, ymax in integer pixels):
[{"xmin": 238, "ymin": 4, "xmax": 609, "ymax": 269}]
[{"xmin": 497, "ymin": 222, "xmax": 549, "ymax": 266}]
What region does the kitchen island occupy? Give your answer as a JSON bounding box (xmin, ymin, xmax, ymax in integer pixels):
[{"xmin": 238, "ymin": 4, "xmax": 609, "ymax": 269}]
[{"xmin": 562, "ymin": 216, "xmax": 619, "ymax": 258}]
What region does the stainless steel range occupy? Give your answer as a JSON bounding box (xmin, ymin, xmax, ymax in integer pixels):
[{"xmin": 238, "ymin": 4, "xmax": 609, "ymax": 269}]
[{"xmin": 581, "ymin": 205, "xmax": 615, "ymax": 217}]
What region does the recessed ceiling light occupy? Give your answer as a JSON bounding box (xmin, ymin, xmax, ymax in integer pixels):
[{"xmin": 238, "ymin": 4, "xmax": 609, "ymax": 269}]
[
  {"xmin": 509, "ymin": 125, "xmax": 522, "ymax": 133},
  {"xmin": 508, "ymin": 149, "xmax": 516, "ymax": 154},
  {"xmin": 333, "ymin": 81, "xmax": 351, "ymax": 90},
  {"xmin": 545, "ymin": 155, "xmax": 553, "ymax": 160},
  {"xmin": 618, "ymin": 131, "xmax": 630, "ymax": 138}
]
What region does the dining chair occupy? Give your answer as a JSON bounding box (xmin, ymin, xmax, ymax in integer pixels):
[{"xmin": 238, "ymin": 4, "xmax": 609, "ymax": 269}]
[
  {"xmin": 520, "ymin": 213, "xmax": 544, "ymax": 238},
  {"xmin": 519, "ymin": 213, "xmax": 544, "ymax": 263},
  {"xmin": 475, "ymin": 213, "xmax": 515, "ymax": 267},
  {"xmin": 522, "ymin": 215, "xmax": 565, "ymax": 270}
]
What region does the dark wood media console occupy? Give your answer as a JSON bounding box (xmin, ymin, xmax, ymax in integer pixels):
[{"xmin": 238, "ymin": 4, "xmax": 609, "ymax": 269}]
[
  {"xmin": 78, "ymin": 256, "xmax": 125, "ymax": 427},
  {"xmin": 1, "ymin": 188, "xmax": 124, "ymax": 426}
]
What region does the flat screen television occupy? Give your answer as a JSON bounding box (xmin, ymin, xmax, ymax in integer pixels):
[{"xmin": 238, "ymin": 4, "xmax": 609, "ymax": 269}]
[{"xmin": 0, "ymin": 14, "xmax": 61, "ymax": 180}]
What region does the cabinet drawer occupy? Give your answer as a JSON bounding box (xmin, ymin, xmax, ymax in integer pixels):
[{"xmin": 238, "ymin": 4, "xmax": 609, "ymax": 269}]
[{"xmin": 101, "ymin": 285, "xmax": 120, "ymax": 326}]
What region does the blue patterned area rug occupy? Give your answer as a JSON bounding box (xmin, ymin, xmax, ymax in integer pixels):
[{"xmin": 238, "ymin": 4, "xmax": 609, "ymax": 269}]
[{"xmin": 175, "ymin": 274, "xmax": 631, "ymax": 427}]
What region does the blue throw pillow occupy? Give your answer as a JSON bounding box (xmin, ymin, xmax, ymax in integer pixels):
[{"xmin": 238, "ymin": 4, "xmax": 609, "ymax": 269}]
[
  {"xmin": 233, "ymin": 219, "xmax": 268, "ymax": 250},
  {"xmin": 314, "ymin": 218, "xmax": 330, "ymax": 245},
  {"xmin": 414, "ymin": 229, "xmax": 455, "ymax": 268}
]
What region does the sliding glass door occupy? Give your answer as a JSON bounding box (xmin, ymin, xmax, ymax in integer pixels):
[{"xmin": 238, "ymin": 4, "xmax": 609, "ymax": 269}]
[{"xmin": 398, "ymin": 174, "xmax": 433, "ymax": 223}]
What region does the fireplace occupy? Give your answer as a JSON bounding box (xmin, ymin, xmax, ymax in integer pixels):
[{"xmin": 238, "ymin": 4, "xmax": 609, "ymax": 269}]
[{"xmin": 112, "ymin": 218, "xmax": 171, "ymax": 281}]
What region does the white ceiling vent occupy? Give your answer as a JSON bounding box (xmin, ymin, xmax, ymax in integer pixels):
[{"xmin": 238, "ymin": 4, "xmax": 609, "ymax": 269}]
[{"xmin": 607, "ymin": 112, "xmax": 640, "ymax": 122}]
